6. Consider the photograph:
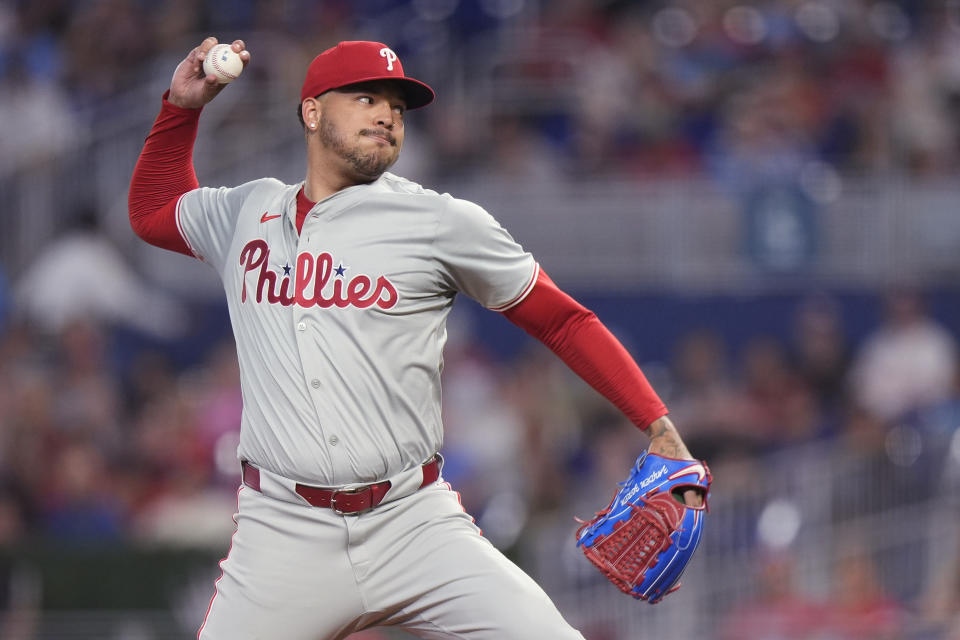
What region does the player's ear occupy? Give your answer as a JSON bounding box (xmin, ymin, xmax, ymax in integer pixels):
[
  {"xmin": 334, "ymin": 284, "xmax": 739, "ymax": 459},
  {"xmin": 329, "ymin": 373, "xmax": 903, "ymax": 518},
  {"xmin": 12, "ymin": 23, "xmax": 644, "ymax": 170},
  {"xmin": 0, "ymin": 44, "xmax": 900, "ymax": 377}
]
[{"xmin": 302, "ymin": 97, "xmax": 321, "ymax": 131}]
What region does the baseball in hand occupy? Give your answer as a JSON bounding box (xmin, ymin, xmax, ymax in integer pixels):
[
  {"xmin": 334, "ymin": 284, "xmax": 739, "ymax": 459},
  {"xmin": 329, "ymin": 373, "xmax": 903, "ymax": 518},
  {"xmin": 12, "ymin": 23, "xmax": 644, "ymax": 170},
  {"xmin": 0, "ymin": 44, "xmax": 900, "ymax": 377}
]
[{"xmin": 203, "ymin": 43, "xmax": 243, "ymax": 84}]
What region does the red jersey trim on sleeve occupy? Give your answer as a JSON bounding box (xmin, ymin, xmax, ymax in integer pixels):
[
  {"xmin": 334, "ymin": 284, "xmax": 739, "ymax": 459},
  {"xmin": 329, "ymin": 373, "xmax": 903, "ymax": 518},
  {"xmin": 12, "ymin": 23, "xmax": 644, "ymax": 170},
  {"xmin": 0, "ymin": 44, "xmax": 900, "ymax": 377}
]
[
  {"xmin": 489, "ymin": 263, "xmax": 540, "ymax": 312},
  {"xmin": 174, "ymin": 192, "xmax": 203, "ymax": 260}
]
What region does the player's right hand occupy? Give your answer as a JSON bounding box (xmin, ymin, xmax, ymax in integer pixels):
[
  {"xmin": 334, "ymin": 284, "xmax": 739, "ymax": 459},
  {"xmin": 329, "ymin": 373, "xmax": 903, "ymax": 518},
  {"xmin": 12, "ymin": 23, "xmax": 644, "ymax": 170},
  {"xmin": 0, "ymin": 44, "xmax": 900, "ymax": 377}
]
[{"xmin": 167, "ymin": 37, "xmax": 250, "ymax": 109}]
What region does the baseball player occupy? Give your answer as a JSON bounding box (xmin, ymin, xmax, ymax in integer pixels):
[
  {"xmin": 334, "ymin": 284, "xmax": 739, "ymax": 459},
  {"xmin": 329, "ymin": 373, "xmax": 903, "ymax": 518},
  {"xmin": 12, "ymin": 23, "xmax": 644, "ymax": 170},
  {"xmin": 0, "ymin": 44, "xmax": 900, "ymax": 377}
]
[{"xmin": 129, "ymin": 37, "xmax": 703, "ymax": 639}]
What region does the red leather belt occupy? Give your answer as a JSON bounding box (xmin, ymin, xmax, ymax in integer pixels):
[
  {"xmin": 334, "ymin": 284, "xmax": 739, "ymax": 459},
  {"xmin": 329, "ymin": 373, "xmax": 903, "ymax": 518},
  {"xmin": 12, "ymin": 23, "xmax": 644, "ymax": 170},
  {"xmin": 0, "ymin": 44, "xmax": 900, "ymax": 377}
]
[{"xmin": 241, "ymin": 456, "xmax": 441, "ymax": 515}]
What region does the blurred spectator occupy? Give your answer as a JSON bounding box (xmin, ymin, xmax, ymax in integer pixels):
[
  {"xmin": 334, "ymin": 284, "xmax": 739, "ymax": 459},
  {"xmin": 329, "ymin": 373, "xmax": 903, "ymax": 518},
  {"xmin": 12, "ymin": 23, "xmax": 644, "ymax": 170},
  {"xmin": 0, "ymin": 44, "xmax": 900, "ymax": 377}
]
[
  {"xmin": 13, "ymin": 208, "xmax": 189, "ymax": 340},
  {"xmin": 849, "ymin": 288, "xmax": 957, "ymax": 422},
  {"xmin": 818, "ymin": 545, "xmax": 908, "ymax": 639},
  {"xmin": 439, "ymin": 316, "xmax": 526, "ymax": 519},
  {"xmin": 469, "ymin": 114, "xmax": 566, "ymax": 188},
  {"xmin": 131, "ymin": 464, "xmax": 236, "ymax": 550},
  {"xmin": 836, "ymin": 403, "xmax": 891, "ymax": 458},
  {"xmin": 0, "ymin": 52, "xmax": 75, "ymax": 174},
  {"xmin": 0, "ymin": 262, "xmax": 9, "ymax": 333},
  {"xmin": 790, "ymin": 294, "xmax": 851, "ymax": 422},
  {"xmin": 738, "ymin": 335, "xmax": 822, "ymax": 448},
  {"xmin": 0, "ymin": 485, "xmax": 28, "ymax": 547},
  {"xmin": 129, "ymin": 385, "xmax": 204, "ymax": 485},
  {"xmin": 707, "ymin": 66, "xmax": 821, "ymax": 195},
  {"xmin": 189, "ymin": 339, "xmax": 243, "ymax": 470},
  {"xmin": 718, "ymin": 551, "xmax": 823, "ymax": 640},
  {"xmin": 504, "ymin": 343, "xmax": 585, "ymax": 513},
  {"xmin": 59, "ymin": 0, "xmax": 151, "ymax": 104},
  {"xmin": 888, "ymin": 26, "xmax": 959, "ymax": 174},
  {"xmin": 125, "ymin": 339, "xmax": 241, "ymax": 540},
  {"xmin": 0, "ymin": 324, "xmax": 60, "ymax": 520},
  {"xmin": 916, "ymin": 426, "xmax": 960, "ymax": 638},
  {"xmin": 831, "ymin": 405, "xmax": 928, "ymax": 519},
  {"xmin": 663, "ymin": 328, "xmax": 745, "ymax": 461},
  {"xmin": 38, "ymin": 437, "xmax": 123, "ymax": 543},
  {"xmin": 911, "ymin": 353, "xmax": 960, "ymax": 440},
  {"xmin": 52, "ymin": 318, "xmax": 122, "ymax": 443},
  {"xmin": 918, "ymin": 533, "xmax": 960, "ymax": 639},
  {"xmin": 123, "ymin": 348, "xmax": 179, "ymax": 416}
]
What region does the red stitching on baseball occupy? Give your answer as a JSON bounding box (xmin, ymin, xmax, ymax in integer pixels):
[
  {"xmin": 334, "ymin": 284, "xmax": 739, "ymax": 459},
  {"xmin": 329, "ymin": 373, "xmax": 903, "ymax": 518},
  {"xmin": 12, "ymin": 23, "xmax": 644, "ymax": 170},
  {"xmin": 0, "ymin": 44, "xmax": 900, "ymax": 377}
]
[{"xmin": 210, "ymin": 47, "xmax": 238, "ymax": 80}]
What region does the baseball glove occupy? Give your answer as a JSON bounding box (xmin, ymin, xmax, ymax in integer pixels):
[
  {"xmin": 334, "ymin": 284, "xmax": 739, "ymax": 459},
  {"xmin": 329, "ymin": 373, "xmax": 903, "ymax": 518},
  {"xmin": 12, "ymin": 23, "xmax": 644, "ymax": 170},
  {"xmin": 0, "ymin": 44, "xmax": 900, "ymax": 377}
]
[{"xmin": 575, "ymin": 450, "xmax": 711, "ymax": 603}]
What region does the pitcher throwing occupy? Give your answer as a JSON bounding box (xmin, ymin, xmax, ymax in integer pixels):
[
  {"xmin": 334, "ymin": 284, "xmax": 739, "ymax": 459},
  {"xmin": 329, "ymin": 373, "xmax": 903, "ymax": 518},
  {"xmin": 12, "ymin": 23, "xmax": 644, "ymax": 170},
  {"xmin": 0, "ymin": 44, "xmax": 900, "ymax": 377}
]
[{"xmin": 129, "ymin": 37, "xmax": 705, "ymax": 639}]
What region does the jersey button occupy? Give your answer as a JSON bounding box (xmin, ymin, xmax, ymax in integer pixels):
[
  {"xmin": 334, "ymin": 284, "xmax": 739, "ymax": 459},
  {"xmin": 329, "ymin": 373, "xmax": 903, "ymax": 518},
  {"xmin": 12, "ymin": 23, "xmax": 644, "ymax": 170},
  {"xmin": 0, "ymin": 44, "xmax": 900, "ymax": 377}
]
[
  {"xmin": 328, "ymin": 435, "xmax": 339, "ymax": 446},
  {"xmin": 297, "ymin": 321, "xmax": 306, "ymax": 331},
  {"xmin": 311, "ymin": 378, "xmax": 321, "ymax": 388}
]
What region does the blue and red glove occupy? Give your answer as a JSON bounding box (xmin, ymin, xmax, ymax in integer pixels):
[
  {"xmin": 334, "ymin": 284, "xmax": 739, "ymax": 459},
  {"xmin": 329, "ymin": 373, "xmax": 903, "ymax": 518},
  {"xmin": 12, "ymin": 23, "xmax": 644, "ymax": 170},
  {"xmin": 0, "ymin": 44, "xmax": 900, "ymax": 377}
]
[{"xmin": 576, "ymin": 451, "xmax": 711, "ymax": 603}]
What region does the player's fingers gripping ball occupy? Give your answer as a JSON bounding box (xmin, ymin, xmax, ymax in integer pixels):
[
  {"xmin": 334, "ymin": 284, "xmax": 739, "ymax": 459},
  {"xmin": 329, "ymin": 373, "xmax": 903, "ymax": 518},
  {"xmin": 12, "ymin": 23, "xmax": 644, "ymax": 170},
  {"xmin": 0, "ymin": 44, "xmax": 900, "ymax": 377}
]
[
  {"xmin": 576, "ymin": 450, "xmax": 711, "ymax": 603},
  {"xmin": 204, "ymin": 43, "xmax": 243, "ymax": 84}
]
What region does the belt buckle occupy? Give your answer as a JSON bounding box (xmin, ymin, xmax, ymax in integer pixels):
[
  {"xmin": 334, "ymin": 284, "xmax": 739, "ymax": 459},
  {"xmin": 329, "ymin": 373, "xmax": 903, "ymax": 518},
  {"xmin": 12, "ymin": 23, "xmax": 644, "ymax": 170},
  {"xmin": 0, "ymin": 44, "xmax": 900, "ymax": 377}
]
[{"xmin": 330, "ymin": 486, "xmax": 371, "ymax": 516}]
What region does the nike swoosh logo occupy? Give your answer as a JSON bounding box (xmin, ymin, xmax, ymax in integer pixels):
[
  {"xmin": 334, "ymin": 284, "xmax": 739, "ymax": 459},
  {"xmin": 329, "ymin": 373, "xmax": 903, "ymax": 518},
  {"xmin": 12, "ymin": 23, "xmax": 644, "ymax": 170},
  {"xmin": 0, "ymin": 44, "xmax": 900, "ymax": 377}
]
[
  {"xmin": 260, "ymin": 212, "xmax": 282, "ymax": 223},
  {"xmin": 668, "ymin": 463, "xmax": 707, "ymax": 483}
]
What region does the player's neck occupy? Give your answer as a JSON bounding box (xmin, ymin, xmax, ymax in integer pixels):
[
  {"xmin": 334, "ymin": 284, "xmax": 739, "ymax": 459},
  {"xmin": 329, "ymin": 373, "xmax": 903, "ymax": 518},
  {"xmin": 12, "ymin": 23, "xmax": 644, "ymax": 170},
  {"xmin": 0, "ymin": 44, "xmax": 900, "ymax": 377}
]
[
  {"xmin": 305, "ymin": 156, "xmax": 378, "ymax": 202},
  {"xmin": 304, "ymin": 176, "xmax": 353, "ymax": 202}
]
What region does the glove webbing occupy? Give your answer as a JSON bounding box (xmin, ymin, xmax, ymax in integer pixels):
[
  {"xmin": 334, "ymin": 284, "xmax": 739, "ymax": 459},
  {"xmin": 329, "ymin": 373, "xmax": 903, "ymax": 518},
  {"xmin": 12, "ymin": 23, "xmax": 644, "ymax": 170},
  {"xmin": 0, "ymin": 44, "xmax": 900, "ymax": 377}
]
[{"xmin": 583, "ymin": 492, "xmax": 682, "ymax": 595}]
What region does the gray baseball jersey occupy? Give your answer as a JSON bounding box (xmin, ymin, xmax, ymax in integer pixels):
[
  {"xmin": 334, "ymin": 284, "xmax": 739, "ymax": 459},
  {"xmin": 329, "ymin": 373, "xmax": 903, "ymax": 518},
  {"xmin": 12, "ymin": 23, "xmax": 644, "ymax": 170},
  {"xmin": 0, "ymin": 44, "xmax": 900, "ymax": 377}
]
[{"xmin": 175, "ymin": 172, "xmax": 538, "ymax": 486}]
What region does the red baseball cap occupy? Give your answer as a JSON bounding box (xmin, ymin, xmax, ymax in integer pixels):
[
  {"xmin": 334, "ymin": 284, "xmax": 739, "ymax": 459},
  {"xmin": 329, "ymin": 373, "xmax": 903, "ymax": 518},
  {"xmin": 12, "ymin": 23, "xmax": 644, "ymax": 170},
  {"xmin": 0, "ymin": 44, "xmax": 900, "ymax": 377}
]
[{"xmin": 300, "ymin": 41, "xmax": 435, "ymax": 109}]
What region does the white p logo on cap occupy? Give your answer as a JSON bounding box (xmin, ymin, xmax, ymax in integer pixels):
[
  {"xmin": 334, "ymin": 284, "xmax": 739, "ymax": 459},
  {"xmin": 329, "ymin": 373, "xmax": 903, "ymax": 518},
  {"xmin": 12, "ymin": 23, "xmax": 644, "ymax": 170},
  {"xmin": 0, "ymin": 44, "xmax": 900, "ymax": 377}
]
[{"xmin": 379, "ymin": 47, "xmax": 397, "ymax": 71}]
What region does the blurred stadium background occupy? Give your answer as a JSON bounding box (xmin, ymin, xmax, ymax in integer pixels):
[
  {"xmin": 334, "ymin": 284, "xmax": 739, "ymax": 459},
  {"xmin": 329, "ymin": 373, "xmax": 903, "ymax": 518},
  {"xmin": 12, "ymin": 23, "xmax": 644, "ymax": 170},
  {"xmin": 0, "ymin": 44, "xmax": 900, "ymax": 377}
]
[{"xmin": 1, "ymin": 0, "xmax": 960, "ymax": 638}]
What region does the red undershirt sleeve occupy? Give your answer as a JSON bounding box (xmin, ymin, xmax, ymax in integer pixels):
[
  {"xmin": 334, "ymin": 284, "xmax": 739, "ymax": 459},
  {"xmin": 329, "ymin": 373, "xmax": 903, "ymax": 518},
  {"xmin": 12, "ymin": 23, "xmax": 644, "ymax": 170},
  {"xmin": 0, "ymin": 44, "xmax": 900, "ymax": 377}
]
[
  {"xmin": 501, "ymin": 268, "xmax": 668, "ymax": 430},
  {"xmin": 128, "ymin": 91, "xmax": 203, "ymax": 257}
]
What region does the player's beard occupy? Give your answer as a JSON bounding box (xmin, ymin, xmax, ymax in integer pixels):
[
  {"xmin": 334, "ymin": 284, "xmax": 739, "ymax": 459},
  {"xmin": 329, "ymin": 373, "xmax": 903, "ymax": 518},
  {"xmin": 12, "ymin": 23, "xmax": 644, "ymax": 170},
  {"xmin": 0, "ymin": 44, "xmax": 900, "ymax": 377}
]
[{"xmin": 319, "ymin": 115, "xmax": 399, "ymax": 181}]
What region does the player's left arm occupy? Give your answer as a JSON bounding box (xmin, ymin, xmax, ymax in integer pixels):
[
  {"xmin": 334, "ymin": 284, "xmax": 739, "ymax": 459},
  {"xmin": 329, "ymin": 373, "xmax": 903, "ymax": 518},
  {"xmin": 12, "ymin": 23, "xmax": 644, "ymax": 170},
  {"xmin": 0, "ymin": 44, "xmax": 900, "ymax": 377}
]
[
  {"xmin": 433, "ymin": 198, "xmax": 698, "ymax": 483},
  {"xmin": 502, "ymin": 268, "xmax": 701, "ymax": 503}
]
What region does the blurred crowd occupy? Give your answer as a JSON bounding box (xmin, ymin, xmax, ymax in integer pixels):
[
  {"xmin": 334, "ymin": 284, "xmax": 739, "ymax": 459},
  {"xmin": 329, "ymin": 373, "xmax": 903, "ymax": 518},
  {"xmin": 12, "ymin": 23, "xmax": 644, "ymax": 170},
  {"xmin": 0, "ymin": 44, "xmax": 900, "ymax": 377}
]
[
  {"xmin": 2, "ymin": 0, "xmax": 960, "ymax": 638},
  {"xmin": 4, "ymin": 0, "xmax": 960, "ymax": 182},
  {"xmin": 0, "ymin": 246, "xmax": 959, "ymax": 636}
]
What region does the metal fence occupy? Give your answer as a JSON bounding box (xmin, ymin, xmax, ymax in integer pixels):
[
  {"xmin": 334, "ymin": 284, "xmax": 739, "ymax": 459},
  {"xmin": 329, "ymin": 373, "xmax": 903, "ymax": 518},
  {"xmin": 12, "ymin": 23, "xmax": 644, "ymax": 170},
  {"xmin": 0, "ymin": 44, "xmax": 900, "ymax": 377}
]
[
  {"xmin": 546, "ymin": 431, "xmax": 960, "ymax": 639},
  {"xmin": 4, "ymin": 56, "xmax": 960, "ymax": 296},
  {"xmin": 3, "ymin": 430, "xmax": 957, "ymax": 639}
]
